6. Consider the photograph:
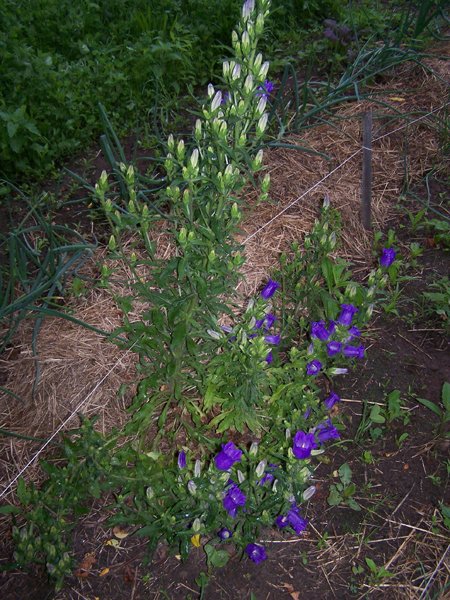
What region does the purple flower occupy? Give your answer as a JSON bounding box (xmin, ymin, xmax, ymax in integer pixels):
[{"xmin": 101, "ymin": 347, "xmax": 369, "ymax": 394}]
[
  {"xmin": 177, "ymin": 451, "xmax": 187, "ymax": 469},
  {"xmin": 266, "ymin": 350, "xmax": 273, "ymax": 364},
  {"xmin": 221, "ymin": 91, "xmax": 230, "ymax": 105},
  {"xmin": 292, "ymin": 431, "xmax": 317, "ymax": 459},
  {"xmin": 215, "ymin": 442, "xmax": 243, "ymax": 471},
  {"xmin": 303, "ymin": 407, "xmax": 311, "ymax": 420},
  {"xmin": 323, "ymin": 27, "xmax": 339, "ymax": 42},
  {"xmin": 260, "ymin": 279, "xmax": 280, "ymax": 300},
  {"xmin": 218, "ymin": 527, "xmax": 233, "ymax": 540},
  {"xmin": 324, "ymin": 391, "xmax": 340, "ymax": 410},
  {"xmin": 256, "ymin": 80, "xmax": 274, "ymax": 99},
  {"xmin": 343, "ymin": 344, "xmax": 365, "ymax": 359},
  {"xmin": 306, "ymin": 360, "xmax": 322, "ymax": 376},
  {"xmin": 223, "ymin": 483, "xmax": 246, "ymax": 518},
  {"xmin": 311, "ymin": 321, "xmax": 331, "ymax": 341},
  {"xmin": 245, "ymin": 543, "xmax": 267, "ymax": 563},
  {"xmin": 221, "ymin": 325, "xmax": 234, "ymax": 334},
  {"xmin": 287, "ymin": 506, "xmax": 308, "ymax": 535},
  {"xmin": 380, "ymin": 247, "xmax": 396, "ymax": 267},
  {"xmin": 265, "ymin": 334, "xmax": 280, "ymax": 345},
  {"xmin": 337, "ymin": 304, "xmax": 359, "ymax": 326},
  {"xmin": 259, "ymin": 472, "xmax": 275, "ymax": 485},
  {"xmin": 316, "ymin": 420, "xmax": 340, "ymax": 443},
  {"xmin": 326, "ymin": 341, "xmax": 342, "ymax": 356},
  {"xmin": 256, "ymin": 313, "xmax": 277, "ymax": 330},
  {"xmin": 275, "ymin": 514, "xmax": 289, "ymax": 528},
  {"xmin": 347, "ymin": 326, "xmax": 361, "ymax": 340}
]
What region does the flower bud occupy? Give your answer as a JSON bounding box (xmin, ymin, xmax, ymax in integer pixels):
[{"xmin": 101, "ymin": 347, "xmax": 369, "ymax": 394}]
[
  {"xmin": 190, "ymin": 148, "xmax": 199, "ymax": 169},
  {"xmin": 249, "ymin": 442, "xmax": 259, "ymax": 456},
  {"xmin": 192, "ymin": 518, "xmax": 201, "ymax": 532},
  {"xmin": 241, "ymin": 31, "xmax": 250, "ymax": 53},
  {"xmin": 108, "ymin": 235, "xmax": 116, "ymax": 251},
  {"xmin": 195, "ymin": 119, "xmax": 202, "ymax": 140},
  {"xmin": 211, "ymin": 91, "xmax": 222, "ymax": 112},
  {"xmin": 232, "ymin": 63, "xmax": 241, "ymax": 80},
  {"xmin": 178, "ymin": 227, "xmax": 187, "ymax": 245},
  {"xmin": 167, "ymin": 134, "xmax": 175, "ymax": 152},
  {"xmin": 323, "ymin": 194, "xmax": 330, "ymax": 209},
  {"xmin": 259, "ymin": 61, "xmax": 270, "ymax": 79},
  {"xmin": 177, "ymin": 139, "xmax": 185, "ymax": 160},
  {"xmin": 253, "ymin": 149, "xmax": 264, "ymax": 169},
  {"xmin": 187, "ymin": 480, "xmax": 197, "ymax": 495},
  {"xmin": 255, "ymin": 460, "xmax": 267, "ymax": 478},
  {"xmin": 255, "ymin": 12, "xmax": 265, "ymax": 35},
  {"xmin": 207, "ymin": 329, "xmax": 222, "ymax": 340},
  {"xmin": 208, "ymin": 249, "xmax": 216, "ymax": 263},
  {"xmin": 254, "ymin": 53, "xmax": 262, "ymax": 71},
  {"xmin": 257, "ymin": 113, "xmax": 268, "ymax": 136},
  {"xmin": 194, "ymin": 459, "xmax": 201, "ymax": 478},
  {"xmin": 242, "ymin": 0, "xmax": 254, "ymax": 20},
  {"xmin": 261, "ymin": 173, "xmax": 270, "ymax": 193},
  {"xmin": 256, "ymin": 95, "xmax": 267, "ymax": 116},
  {"xmin": 223, "ymin": 61, "xmax": 230, "ymax": 77},
  {"xmin": 237, "ymin": 469, "xmax": 245, "ymax": 483},
  {"xmin": 244, "ymin": 74, "xmax": 254, "ymax": 93},
  {"xmin": 207, "ymin": 83, "xmax": 215, "ymax": 98},
  {"xmin": 231, "ymin": 202, "xmax": 241, "ymax": 220},
  {"xmin": 303, "ymin": 485, "xmax": 317, "ymax": 501}
]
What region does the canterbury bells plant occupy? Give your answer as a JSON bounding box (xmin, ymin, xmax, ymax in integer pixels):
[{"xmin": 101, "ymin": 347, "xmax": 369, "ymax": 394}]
[{"xmin": 10, "ymin": 0, "xmax": 403, "ymax": 587}]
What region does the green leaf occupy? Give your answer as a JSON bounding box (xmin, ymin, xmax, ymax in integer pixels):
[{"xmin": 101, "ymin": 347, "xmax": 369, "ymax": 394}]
[
  {"xmin": 347, "ymin": 497, "xmax": 361, "ymax": 511},
  {"xmin": 442, "ymin": 382, "xmax": 450, "ymax": 412},
  {"xmin": 416, "ymin": 397, "xmax": 442, "ymax": 418},
  {"xmin": 327, "ymin": 485, "xmax": 343, "ymax": 506},
  {"xmin": 171, "ymin": 321, "xmax": 187, "ymax": 350},
  {"xmin": 369, "ymin": 404, "xmax": 385, "ymax": 424},
  {"xmin": 204, "ymin": 544, "xmax": 230, "ymax": 568},
  {"xmin": 16, "ymin": 478, "xmax": 30, "ymax": 505},
  {"xmin": 0, "ymin": 505, "xmax": 21, "ymax": 515},
  {"xmin": 365, "ymin": 557, "xmax": 377, "ymax": 574},
  {"xmin": 338, "ymin": 463, "xmax": 352, "ymax": 487}
]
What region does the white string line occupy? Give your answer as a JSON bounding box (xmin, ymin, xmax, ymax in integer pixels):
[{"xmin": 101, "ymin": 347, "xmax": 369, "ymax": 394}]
[
  {"xmin": 243, "ymin": 101, "xmax": 449, "ymax": 245},
  {"xmin": 0, "ymin": 342, "xmax": 137, "ymax": 501}
]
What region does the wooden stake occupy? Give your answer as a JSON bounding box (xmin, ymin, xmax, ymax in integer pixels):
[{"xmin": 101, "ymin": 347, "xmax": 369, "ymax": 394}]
[{"xmin": 361, "ymin": 110, "xmax": 373, "ymax": 230}]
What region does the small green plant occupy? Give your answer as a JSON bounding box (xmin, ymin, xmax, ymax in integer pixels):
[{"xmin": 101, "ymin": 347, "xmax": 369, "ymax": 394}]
[
  {"xmin": 327, "ymin": 463, "xmax": 361, "ymax": 511},
  {"xmin": 424, "ymin": 218, "xmax": 450, "ymax": 249},
  {"xmin": 416, "ymin": 382, "xmax": 450, "ymax": 439},
  {"xmin": 364, "ymin": 557, "xmax": 395, "ymax": 584},
  {"xmin": 422, "ymin": 277, "xmax": 450, "ymax": 328}
]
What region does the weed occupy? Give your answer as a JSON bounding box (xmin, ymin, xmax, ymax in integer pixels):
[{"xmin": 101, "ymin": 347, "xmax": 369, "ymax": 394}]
[{"xmin": 327, "ymin": 463, "xmax": 361, "ymax": 511}]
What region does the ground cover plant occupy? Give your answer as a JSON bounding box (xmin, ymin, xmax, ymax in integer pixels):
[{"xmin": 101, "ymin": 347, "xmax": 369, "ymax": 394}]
[
  {"xmin": 0, "ymin": 0, "xmax": 448, "ymax": 598},
  {"xmin": 1, "ymin": 0, "xmax": 446, "ymax": 182}
]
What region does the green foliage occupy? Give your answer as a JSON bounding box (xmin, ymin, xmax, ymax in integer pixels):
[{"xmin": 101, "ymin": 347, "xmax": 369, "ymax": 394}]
[
  {"xmin": 417, "ymin": 382, "xmax": 450, "ymax": 438},
  {"xmin": 424, "ymin": 218, "xmax": 450, "ymax": 249},
  {"xmin": 327, "ymin": 463, "xmax": 361, "ymax": 511},
  {"xmin": 422, "ymin": 276, "xmax": 450, "ymax": 328},
  {"xmin": 364, "ymin": 557, "xmax": 395, "ymax": 583}
]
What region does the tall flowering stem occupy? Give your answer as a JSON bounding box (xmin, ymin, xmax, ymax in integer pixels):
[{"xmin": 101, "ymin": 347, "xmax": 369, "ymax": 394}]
[{"xmin": 94, "ymin": 0, "xmax": 273, "ymax": 437}]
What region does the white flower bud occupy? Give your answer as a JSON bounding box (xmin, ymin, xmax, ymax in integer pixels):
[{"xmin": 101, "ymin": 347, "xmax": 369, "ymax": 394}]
[
  {"xmin": 242, "ymin": 0, "xmax": 255, "ymax": 20},
  {"xmin": 254, "ymin": 149, "xmax": 263, "ymax": 168},
  {"xmin": 207, "ymin": 329, "xmax": 222, "ymax": 340},
  {"xmin": 323, "ymin": 194, "xmax": 330, "ymax": 209},
  {"xmin": 207, "ymin": 83, "xmax": 215, "ymax": 98},
  {"xmin": 303, "ymin": 485, "xmax": 317, "ymax": 501},
  {"xmin": 237, "ymin": 469, "xmax": 245, "ymax": 483},
  {"xmin": 249, "ymin": 442, "xmax": 259, "ymax": 455},
  {"xmin": 190, "ymin": 148, "xmax": 199, "ymax": 169},
  {"xmin": 223, "ymin": 61, "xmax": 230, "ymax": 77},
  {"xmin": 241, "ymin": 31, "xmax": 250, "ymax": 53},
  {"xmin": 195, "ymin": 119, "xmax": 202, "ymax": 138},
  {"xmin": 187, "ymin": 480, "xmax": 197, "ymax": 495},
  {"xmin": 254, "ymin": 53, "xmax": 262, "ymax": 71},
  {"xmin": 232, "ymin": 63, "xmax": 241, "ymax": 80},
  {"xmin": 259, "ymin": 61, "xmax": 270, "ymax": 79},
  {"xmin": 192, "ymin": 518, "xmax": 201, "ymax": 532},
  {"xmin": 194, "ymin": 459, "xmax": 201, "ymax": 478},
  {"xmin": 256, "ymin": 95, "xmax": 267, "ymax": 116},
  {"xmin": 211, "ymin": 91, "xmax": 222, "ymax": 112},
  {"xmin": 255, "ymin": 460, "xmax": 267, "ymax": 478},
  {"xmin": 244, "ymin": 74, "xmax": 254, "ymax": 93},
  {"xmin": 257, "ymin": 113, "xmax": 268, "ymax": 134}
]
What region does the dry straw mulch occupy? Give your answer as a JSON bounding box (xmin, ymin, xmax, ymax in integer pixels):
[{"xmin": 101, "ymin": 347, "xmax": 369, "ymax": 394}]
[{"xmin": 0, "ymin": 50, "xmax": 448, "ymax": 494}]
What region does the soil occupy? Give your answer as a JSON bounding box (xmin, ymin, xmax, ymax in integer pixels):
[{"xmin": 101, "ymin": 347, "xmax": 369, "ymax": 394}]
[{"xmin": 0, "ymin": 173, "xmax": 449, "ymax": 599}]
